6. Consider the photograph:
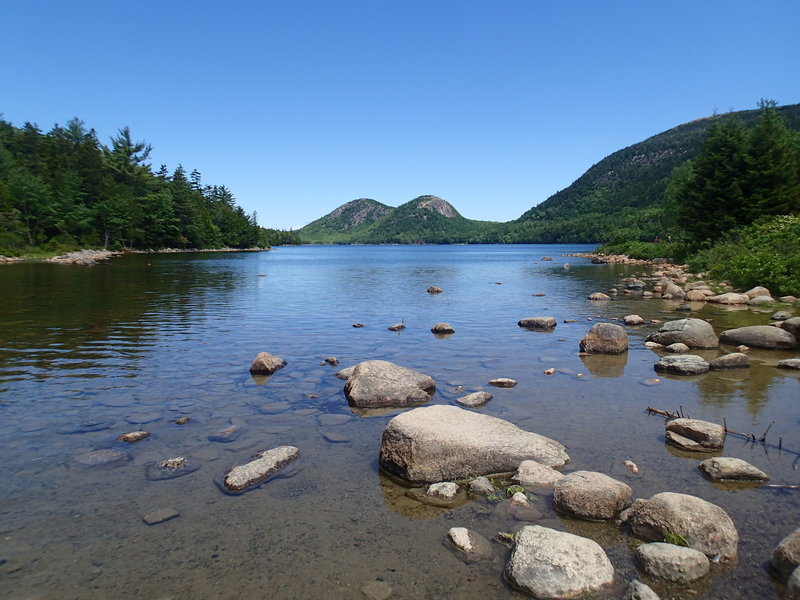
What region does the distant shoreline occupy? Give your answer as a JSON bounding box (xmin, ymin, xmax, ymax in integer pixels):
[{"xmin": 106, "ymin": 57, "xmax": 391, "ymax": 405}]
[{"xmin": 0, "ymin": 247, "xmax": 270, "ymax": 266}]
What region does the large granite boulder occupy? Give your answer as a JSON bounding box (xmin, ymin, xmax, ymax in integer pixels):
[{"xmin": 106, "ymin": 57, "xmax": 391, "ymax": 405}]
[
  {"xmin": 719, "ymin": 325, "xmax": 797, "ymax": 349},
  {"xmin": 223, "ymin": 446, "xmax": 299, "ymax": 492},
  {"xmin": 379, "ymin": 405, "xmax": 570, "ymax": 484},
  {"xmin": 553, "ymin": 471, "xmax": 632, "ymax": 520},
  {"xmin": 337, "ymin": 360, "xmax": 435, "ymax": 408},
  {"xmin": 744, "ymin": 285, "xmax": 771, "ymax": 299},
  {"xmin": 634, "ymin": 542, "xmax": 710, "ymax": 583},
  {"xmin": 709, "ymin": 352, "xmax": 750, "ymax": 370},
  {"xmin": 579, "ymin": 322, "xmax": 628, "ymax": 354},
  {"xmin": 512, "ymin": 460, "xmax": 565, "ymax": 487},
  {"xmin": 645, "ymin": 318, "xmax": 718, "ymax": 349},
  {"xmin": 771, "ymin": 527, "xmax": 800, "ymax": 580},
  {"xmin": 707, "ymin": 292, "xmax": 750, "ymax": 305},
  {"xmin": 505, "ymin": 525, "xmax": 615, "ymax": 599},
  {"xmin": 627, "ymin": 492, "xmax": 739, "ymax": 562}
]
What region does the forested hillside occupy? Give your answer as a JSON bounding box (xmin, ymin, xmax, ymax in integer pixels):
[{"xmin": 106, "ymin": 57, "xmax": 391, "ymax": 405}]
[{"xmin": 0, "ymin": 118, "xmax": 300, "ymax": 255}]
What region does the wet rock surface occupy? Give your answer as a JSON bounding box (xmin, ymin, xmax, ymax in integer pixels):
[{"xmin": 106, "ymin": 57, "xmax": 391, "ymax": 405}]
[
  {"xmin": 623, "ymin": 579, "xmax": 660, "ymax": 600},
  {"xmin": 709, "ymin": 352, "xmax": 750, "ymax": 370},
  {"xmin": 445, "ymin": 527, "xmax": 494, "ymax": 564},
  {"xmin": 454, "ymin": 390, "xmax": 493, "ymax": 408},
  {"xmin": 512, "ymin": 460, "xmax": 564, "ymax": 487},
  {"xmin": 771, "ymin": 527, "xmax": 800, "ymax": 580},
  {"xmin": 379, "ymin": 405, "xmax": 570, "ymax": 483},
  {"xmin": 142, "ymin": 507, "xmax": 180, "ymax": 525},
  {"xmin": 430, "ymin": 322, "xmax": 455, "ymax": 334},
  {"xmin": 488, "ymin": 377, "xmax": 517, "ymax": 387},
  {"xmin": 73, "ymin": 448, "xmax": 130, "ymax": 468},
  {"xmin": 654, "ymin": 354, "xmax": 710, "ymax": 375},
  {"xmin": 145, "ymin": 456, "xmax": 200, "ymax": 481},
  {"xmin": 666, "ymin": 418, "xmax": 725, "ymax": 451},
  {"xmin": 518, "ymin": 317, "xmax": 557, "ymax": 330},
  {"xmin": 505, "ymin": 525, "xmax": 615, "ymax": 599}
]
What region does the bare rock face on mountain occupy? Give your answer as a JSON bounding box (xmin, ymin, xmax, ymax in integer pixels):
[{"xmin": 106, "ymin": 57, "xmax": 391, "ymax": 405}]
[
  {"xmin": 414, "ymin": 195, "xmax": 459, "ymax": 217},
  {"xmin": 379, "ymin": 405, "xmax": 570, "ymax": 484}
]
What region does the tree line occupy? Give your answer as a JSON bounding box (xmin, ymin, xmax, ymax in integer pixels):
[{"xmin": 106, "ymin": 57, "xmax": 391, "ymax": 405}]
[{"xmin": 0, "ymin": 118, "xmax": 300, "ymax": 254}]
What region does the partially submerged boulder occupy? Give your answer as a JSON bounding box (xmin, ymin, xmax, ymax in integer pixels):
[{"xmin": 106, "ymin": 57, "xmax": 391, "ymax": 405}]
[
  {"xmin": 707, "ymin": 292, "xmax": 750, "ymax": 305},
  {"xmin": 518, "ymin": 317, "xmax": 557, "ymax": 330},
  {"xmin": 337, "ymin": 360, "xmax": 435, "ymax": 408},
  {"xmin": 645, "ymin": 318, "xmax": 718, "ymax": 349},
  {"xmin": 223, "ymin": 446, "xmax": 300, "ymax": 492},
  {"xmin": 454, "ymin": 391, "xmax": 493, "ymax": 408},
  {"xmin": 698, "ymin": 457, "xmax": 769, "ymax": 482},
  {"xmin": 505, "ymin": 525, "xmax": 615, "ymax": 599},
  {"xmin": 771, "ymin": 527, "xmax": 800, "ymax": 580},
  {"xmin": 634, "ymin": 542, "xmax": 710, "ymax": 583},
  {"xmin": 431, "ymin": 322, "xmax": 455, "ymax": 334},
  {"xmin": 579, "ymin": 322, "xmax": 628, "ymax": 354},
  {"xmin": 779, "ymin": 317, "xmax": 800, "ymax": 339},
  {"xmin": 778, "ymin": 358, "xmax": 800, "ymax": 370},
  {"xmin": 709, "ymin": 352, "xmax": 750, "ymax": 370},
  {"xmin": 379, "ymin": 405, "xmax": 569, "ymax": 484},
  {"xmin": 249, "ymin": 352, "xmax": 287, "ymax": 375},
  {"xmin": 588, "ymin": 292, "xmax": 610, "ymax": 301},
  {"xmin": 512, "ymin": 460, "xmax": 564, "ymax": 487},
  {"xmin": 445, "ymin": 527, "xmax": 494, "ymax": 564},
  {"xmin": 627, "ymin": 492, "xmax": 739, "ymax": 562},
  {"xmin": 720, "ymin": 325, "xmax": 797, "ymax": 350},
  {"xmin": 654, "ymin": 354, "xmax": 710, "ymax": 376},
  {"xmin": 553, "ymin": 471, "xmax": 632, "ymax": 520},
  {"xmin": 666, "ymin": 418, "xmax": 725, "ymax": 452}
]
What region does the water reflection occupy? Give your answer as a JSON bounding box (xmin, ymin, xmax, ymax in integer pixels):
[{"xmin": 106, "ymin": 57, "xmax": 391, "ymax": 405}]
[{"xmin": 580, "ymin": 352, "xmax": 628, "ymax": 378}]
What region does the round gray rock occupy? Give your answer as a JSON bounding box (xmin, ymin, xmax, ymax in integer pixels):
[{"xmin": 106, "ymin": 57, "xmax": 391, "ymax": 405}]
[
  {"xmin": 779, "ymin": 317, "xmax": 800, "ymax": 338},
  {"xmin": 646, "ymin": 318, "xmax": 719, "ymax": 349},
  {"xmin": 707, "ymin": 292, "xmax": 750, "ymax": 305},
  {"xmin": 579, "ymin": 322, "xmax": 629, "ymax": 354},
  {"xmin": 624, "ymin": 314, "xmax": 645, "ymax": 325},
  {"xmin": 698, "ymin": 457, "xmax": 769, "ymax": 482},
  {"xmin": 505, "ymin": 525, "xmax": 615, "ymax": 599},
  {"xmin": 665, "ymin": 342, "xmax": 689, "ymax": 353},
  {"xmin": 339, "ymin": 360, "xmax": 435, "ymax": 408},
  {"xmin": 654, "ymin": 354, "xmax": 710, "ymax": 376},
  {"xmin": 513, "ymin": 460, "xmax": 565, "ymax": 487},
  {"xmin": 627, "ymin": 492, "xmax": 739, "ymax": 562},
  {"xmin": 634, "ymin": 542, "xmax": 710, "ymax": 583},
  {"xmin": 719, "ymin": 325, "xmax": 797, "ymax": 350},
  {"xmin": 623, "ymin": 580, "xmax": 660, "ymax": 600},
  {"xmin": 553, "ymin": 470, "xmax": 632, "ymax": 520},
  {"xmin": 379, "ymin": 405, "xmax": 570, "ymax": 484}
]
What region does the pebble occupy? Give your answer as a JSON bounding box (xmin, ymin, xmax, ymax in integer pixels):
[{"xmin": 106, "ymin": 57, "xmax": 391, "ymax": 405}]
[
  {"xmin": 143, "ymin": 508, "xmax": 180, "ymax": 525},
  {"xmin": 361, "ymin": 580, "xmax": 392, "ymax": 600}
]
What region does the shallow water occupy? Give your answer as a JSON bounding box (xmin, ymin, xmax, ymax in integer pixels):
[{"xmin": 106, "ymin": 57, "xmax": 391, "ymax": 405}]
[{"xmin": 0, "ymin": 245, "xmax": 798, "ymax": 599}]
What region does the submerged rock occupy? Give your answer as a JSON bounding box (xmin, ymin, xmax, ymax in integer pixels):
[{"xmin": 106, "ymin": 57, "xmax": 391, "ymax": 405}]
[
  {"xmin": 778, "ymin": 358, "xmax": 800, "ymax": 370},
  {"xmin": 446, "ymin": 527, "xmax": 494, "ymax": 563},
  {"xmin": 579, "ymin": 322, "xmax": 628, "ymax": 354},
  {"xmin": 720, "ymin": 325, "xmax": 797, "ymax": 349},
  {"xmin": 145, "ymin": 456, "xmax": 200, "ymax": 481},
  {"xmin": 627, "ymin": 492, "xmax": 738, "ymax": 562},
  {"xmin": 587, "ymin": 292, "xmax": 610, "ymax": 301},
  {"xmin": 379, "ymin": 405, "xmax": 569, "ymax": 484},
  {"xmin": 338, "ymin": 360, "xmax": 435, "ymax": 408},
  {"xmin": 553, "ymin": 471, "xmax": 632, "ymax": 520},
  {"xmin": 208, "ymin": 424, "xmax": 242, "ymax": 443},
  {"xmin": 248, "ymin": 352, "xmax": 287, "ymax": 375},
  {"xmin": 698, "ymin": 457, "xmax": 769, "ymax": 482},
  {"xmin": 223, "ymin": 446, "xmax": 300, "ymax": 492},
  {"xmin": 73, "ymin": 448, "xmax": 130, "ymax": 468},
  {"xmin": 388, "ymin": 322, "xmax": 406, "ymax": 331},
  {"xmin": 117, "ymin": 430, "xmax": 150, "ymax": 443},
  {"xmin": 142, "ymin": 507, "xmax": 180, "ymax": 525},
  {"xmin": 505, "ymin": 525, "xmax": 615, "ymax": 599},
  {"xmin": 634, "ymin": 542, "xmax": 710, "ymax": 583},
  {"xmin": 623, "ymin": 580, "xmax": 660, "ymax": 600}
]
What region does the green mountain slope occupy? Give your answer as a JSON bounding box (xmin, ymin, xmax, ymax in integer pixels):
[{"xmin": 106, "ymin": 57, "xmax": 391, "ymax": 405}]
[
  {"xmin": 507, "ymin": 103, "xmax": 800, "ymax": 243},
  {"xmin": 297, "ymin": 102, "xmax": 800, "ymax": 245}
]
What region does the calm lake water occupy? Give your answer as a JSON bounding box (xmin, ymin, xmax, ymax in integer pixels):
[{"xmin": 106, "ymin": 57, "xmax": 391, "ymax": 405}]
[{"xmin": 0, "ymin": 244, "xmax": 798, "ymax": 599}]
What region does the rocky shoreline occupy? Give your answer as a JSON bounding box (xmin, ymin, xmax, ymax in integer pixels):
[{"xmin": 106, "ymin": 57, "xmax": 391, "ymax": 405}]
[{"xmin": 0, "ymin": 246, "xmax": 269, "ymax": 266}]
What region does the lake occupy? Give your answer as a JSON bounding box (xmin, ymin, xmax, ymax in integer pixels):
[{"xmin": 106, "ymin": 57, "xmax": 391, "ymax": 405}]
[{"xmin": 0, "ymin": 244, "xmax": 798, "ymax": 599}]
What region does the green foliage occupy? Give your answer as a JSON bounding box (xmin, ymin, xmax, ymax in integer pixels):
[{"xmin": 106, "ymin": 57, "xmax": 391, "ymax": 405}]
[
  {"xmin": 663, "ymin": 532, "xmax": 690, "ymax": 547},
  {"xmin": 505, "ymin": 485, "xmax": 526, "ymax": 497},
  {"xmin": 700, "ymin": 215, "xmax": 800, "ymax": 296},
  {"xmin": 0, "ymin": 117, "xmax": 298, "ymax": 254}
]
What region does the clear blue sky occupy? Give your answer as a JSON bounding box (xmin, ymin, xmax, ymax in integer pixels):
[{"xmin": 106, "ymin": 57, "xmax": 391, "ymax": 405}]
[{"xmin": 2, "ymin": 1, "xmax": 798, "ymax": 230}]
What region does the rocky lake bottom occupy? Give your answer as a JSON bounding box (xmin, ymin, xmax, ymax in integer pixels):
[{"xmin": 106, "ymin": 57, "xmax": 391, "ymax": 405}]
[{"xmin": 0, "ymin": 245, "xmax": 798, "ymax": 599}]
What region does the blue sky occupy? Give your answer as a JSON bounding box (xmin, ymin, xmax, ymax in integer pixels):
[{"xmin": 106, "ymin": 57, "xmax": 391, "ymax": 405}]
[{"xmin": 2, "ymin": 1, "xmax": 799, "ymax": 230}]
